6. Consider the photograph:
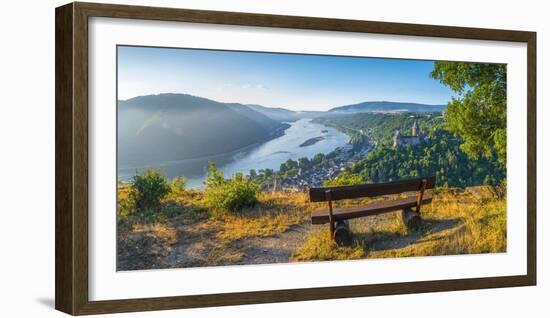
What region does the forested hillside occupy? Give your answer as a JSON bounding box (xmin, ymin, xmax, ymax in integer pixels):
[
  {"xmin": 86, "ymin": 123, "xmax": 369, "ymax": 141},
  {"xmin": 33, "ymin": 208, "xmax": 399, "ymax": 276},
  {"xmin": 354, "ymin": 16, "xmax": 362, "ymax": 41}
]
[
  {"xmin": 346, "ymin": 130, "xmax": 505, "ymax": 187},
  {"xmin": 314, "ymin": 112, "xmax": 444, "ymax": 145}
]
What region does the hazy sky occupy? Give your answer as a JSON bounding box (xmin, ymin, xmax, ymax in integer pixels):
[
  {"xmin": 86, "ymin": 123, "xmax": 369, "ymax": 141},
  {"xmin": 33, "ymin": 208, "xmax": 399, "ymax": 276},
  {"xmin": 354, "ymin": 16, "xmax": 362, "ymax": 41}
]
[{"xmin": 117, "ymin": 45, "xmax": 455, "ymax": 111}]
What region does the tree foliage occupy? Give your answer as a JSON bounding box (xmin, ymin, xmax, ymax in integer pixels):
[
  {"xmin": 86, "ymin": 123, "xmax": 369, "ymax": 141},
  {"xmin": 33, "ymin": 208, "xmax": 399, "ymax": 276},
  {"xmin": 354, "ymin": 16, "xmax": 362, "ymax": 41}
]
[
  {"xmin": 348, "ymin": 129, "xmax": 505, "ymax": 188},
  {"xmin": 431, "ymin": 62, "xmax": 506, "ymax": 165}
]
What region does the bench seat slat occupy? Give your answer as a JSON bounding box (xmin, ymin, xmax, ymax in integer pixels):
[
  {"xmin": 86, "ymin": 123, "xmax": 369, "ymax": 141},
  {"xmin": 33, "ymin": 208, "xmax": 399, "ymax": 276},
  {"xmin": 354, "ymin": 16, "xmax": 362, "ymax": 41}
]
[
  {"xmin": 309, "ymin": 176, "xmax": 436, "ymax": 202},
  {"xmin": 311, "ymin": 194, "xmax": 433, "ymax": 224}
]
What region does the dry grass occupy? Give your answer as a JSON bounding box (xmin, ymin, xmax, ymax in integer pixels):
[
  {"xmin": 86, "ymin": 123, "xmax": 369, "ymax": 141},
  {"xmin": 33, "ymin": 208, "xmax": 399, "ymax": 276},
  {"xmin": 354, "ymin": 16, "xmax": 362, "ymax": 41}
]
[
  {"xmin": 369, "ymin": 188, "xmax": 507, "ymax": 258},
  {"xmin": 210, "ymin": 213, "xmax": 303, "ymax": 241},
  {"xmin": 292, "ymin": 217, "xmax": 408, "ymax": 262},
  {"xmin": 293, "ymin": 228, "xmax": 365, "ymax": 261},
  {"xmin": 131, "ymin": 223, "xmax": 179, "ymax": 245},
  {"xmin": 293, "ymin": 187, "xmax": 506, "ymax": 261},
  {"xmin": 204, "ymin": 245, "xmax": 246, "ymax": 265},
  {"xmin": 164, "ymin": 188, "xmax": 204, "ymax": 206},
  {"xmin": 206, "ymin": 191, "xmax": 311, "ymax": 241},
  {"xmin": 117, "ymin": 185, "xmax": 506, "ymax": 269}
]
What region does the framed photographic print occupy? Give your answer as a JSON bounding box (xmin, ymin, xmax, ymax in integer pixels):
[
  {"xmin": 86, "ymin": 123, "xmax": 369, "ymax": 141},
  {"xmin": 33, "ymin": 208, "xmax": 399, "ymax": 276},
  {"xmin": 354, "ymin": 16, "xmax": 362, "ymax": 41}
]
[{"xmin": 55, "ymin": 2, "xmax": 536, "ymax": 315}]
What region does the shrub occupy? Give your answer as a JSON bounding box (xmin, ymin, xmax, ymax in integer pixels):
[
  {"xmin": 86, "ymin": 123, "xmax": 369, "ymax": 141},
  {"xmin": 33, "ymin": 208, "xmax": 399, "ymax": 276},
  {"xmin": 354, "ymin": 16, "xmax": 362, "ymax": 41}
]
[
  {"xmin": 323, "ymin": 171, "xmax": 364, "ymax": 187},
  {"xmin": 129, "ymin": 169, "xmax": 171, "ymax": 212},
  {"xmin": 203, "ymin": 163, "xmax": 260, "ymax": 215},
  {"xmin": 171, "ymin": 176, "xmax": 187, "ymax": 193}
]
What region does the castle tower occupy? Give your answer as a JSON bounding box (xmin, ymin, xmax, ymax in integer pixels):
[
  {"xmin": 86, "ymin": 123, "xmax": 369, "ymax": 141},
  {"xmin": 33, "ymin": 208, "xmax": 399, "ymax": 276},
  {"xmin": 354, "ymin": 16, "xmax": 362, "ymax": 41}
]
[
  {"xmin": 412, "ymin": 120, "xmax": 419, "ymax": 136},
  {"xmin": 392, "ymin": 130, "xmax": 401, "ymax": 148}
]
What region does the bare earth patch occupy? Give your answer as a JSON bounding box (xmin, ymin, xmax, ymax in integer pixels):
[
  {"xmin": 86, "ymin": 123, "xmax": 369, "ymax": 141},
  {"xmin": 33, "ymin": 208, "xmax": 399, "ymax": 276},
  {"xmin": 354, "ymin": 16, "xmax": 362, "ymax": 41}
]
[{"xmin": 238, "ymin": 223, "xmax": 310, "ymax": 265}]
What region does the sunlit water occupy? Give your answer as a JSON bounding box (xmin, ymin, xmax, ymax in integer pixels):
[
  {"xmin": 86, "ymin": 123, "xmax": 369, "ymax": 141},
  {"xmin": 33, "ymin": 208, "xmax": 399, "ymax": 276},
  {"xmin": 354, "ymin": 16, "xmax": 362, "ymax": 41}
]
[{"xmin": 118, "ymin": 118, "xmax": 349, "ymax": 188}]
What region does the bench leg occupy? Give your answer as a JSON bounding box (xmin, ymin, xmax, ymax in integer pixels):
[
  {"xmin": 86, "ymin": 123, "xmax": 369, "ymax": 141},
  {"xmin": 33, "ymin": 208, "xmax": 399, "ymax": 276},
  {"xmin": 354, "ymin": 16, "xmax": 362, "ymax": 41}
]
[
  {"xmin": 334, "ymin": 220, "xmax": 353, "ymax": 246},
  {"xmin": 401, "ymin": 208, "xmax": 422, "ymax": 231}
]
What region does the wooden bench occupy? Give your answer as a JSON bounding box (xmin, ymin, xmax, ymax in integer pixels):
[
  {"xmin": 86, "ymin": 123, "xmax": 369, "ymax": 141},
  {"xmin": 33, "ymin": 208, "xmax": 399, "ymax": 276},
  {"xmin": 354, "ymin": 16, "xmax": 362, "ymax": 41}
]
[{"xmin": 309, "ymin": 177, "xmax": 436, "ymax": 245}]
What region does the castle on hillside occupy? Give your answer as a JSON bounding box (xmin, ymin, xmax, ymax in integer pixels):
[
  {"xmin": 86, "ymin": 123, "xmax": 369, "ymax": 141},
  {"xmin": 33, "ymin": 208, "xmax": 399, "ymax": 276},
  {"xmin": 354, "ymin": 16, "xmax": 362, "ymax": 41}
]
[{"xmin": 392, "ymin": 120, "xmax": 425, "ymax": 148}]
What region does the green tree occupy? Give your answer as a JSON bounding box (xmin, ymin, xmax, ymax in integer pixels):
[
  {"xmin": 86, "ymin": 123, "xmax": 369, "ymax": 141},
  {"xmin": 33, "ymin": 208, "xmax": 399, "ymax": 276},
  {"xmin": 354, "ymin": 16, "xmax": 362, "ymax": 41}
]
[
  {"xmin": 280, "ymin": 158, "xmax": 298, "ymax": 173},
  {"xmin": 204, "ymin": 161, "xmax": 225, "ymax": 188},
  {"xmin": 298, "ymin": 157, "xmax": 311, "ymax": 170},
  {"xmin": 431, "ymin": 62, "xmax": 506, "ymax": 165},
  {"xmin": 312, "ymin": 153, "xmax": 325, "ymax": 165}
]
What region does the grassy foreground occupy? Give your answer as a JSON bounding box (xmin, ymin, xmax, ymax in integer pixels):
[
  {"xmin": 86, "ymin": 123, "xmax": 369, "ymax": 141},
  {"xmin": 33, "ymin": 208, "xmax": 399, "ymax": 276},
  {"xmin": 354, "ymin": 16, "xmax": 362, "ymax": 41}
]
[
  {"xmin": 293, "ymin": 187, "xmax": 506, "ymax": 261},
  {"xmin": 117, "ymin": 185, "xmax": 506, "ymax": 270}
]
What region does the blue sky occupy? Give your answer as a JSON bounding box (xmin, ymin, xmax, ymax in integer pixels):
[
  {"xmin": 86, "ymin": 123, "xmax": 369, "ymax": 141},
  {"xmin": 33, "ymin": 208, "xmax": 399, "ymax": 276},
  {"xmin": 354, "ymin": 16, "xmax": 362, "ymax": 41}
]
[{"xmin": 117, "ymin": 45, "xmax": 455, "ymax": 111}]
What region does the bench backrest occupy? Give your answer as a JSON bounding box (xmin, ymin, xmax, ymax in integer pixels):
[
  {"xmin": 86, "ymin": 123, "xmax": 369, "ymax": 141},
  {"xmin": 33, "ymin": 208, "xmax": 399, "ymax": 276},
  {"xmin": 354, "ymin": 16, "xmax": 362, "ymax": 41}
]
[{"xmin": 309, "ymin": 176, "xmax": 436, "ymax": 202}]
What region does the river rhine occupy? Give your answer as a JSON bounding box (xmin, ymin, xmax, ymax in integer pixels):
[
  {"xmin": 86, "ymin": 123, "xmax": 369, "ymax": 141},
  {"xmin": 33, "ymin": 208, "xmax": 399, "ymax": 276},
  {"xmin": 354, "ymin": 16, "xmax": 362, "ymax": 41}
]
[{"xmin": 118, "ymin": 118, "xmax": 349, "ymax": 188}]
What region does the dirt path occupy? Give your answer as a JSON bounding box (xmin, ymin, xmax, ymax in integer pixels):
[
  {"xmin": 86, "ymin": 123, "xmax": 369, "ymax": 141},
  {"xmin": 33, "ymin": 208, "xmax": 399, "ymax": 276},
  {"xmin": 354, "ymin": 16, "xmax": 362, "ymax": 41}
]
[
  {"xmin": 164, "ymin": 222, "xmax": 311, "ymax": 268},
  {"xmin": 118, "ymin": 211, "xmax": 464, "ymax": 271},
  {"xmin": 237, "ymin": 223, "xmax": 311, "ymax": 265}
]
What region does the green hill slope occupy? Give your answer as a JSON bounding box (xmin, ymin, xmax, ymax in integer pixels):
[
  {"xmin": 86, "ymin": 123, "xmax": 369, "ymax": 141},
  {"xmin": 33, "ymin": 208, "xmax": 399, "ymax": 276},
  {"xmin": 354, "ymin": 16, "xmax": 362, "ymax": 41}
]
[{"xmin": 118, "ymin": 93, "xmax": 289, "ymax": 166}]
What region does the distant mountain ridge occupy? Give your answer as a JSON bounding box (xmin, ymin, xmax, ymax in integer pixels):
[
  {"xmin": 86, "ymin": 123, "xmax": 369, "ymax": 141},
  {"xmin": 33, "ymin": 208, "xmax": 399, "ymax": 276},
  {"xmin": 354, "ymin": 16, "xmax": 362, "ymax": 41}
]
[
  {"xmin": 245, "ymin": 101, "xmax": 447, "ymax": 121},
  {"xmin": 118, "ymin": 93, "xmax": 289, "ymax": 166},
  {"xmin": 245, "ymin": 104, "xmax": 325, "ymax": 122},
  {"xmin": 244, "ymin": 104, "xmax": 302, "ymax": 122},
  {"xmin": 329, "ymin": 101, "xmax": 446, "ymax": 113}
]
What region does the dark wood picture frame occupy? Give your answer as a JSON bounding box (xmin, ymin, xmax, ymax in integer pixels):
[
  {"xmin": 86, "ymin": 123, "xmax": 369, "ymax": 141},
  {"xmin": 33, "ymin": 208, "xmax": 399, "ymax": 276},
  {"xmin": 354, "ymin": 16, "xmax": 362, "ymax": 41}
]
[{"xmin": 55, "ymin": 2, "xmax": 537, "ymax": 315}]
